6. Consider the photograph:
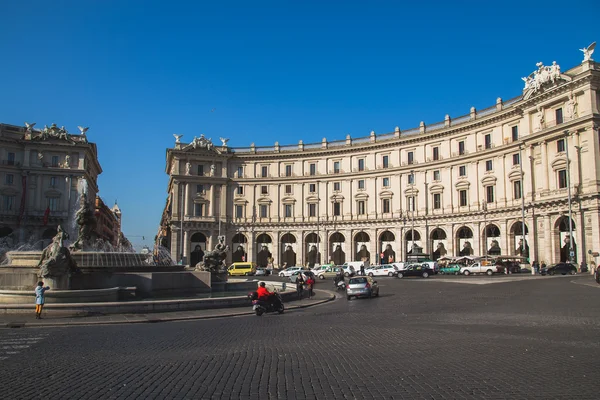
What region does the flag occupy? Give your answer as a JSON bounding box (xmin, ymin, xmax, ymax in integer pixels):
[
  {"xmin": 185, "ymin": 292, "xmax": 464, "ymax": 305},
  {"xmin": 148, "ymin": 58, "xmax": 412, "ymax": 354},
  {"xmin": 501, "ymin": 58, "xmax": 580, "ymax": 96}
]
[{"xmin": 43, "ymin": 207, "xmax": 50, "ymax": 226}]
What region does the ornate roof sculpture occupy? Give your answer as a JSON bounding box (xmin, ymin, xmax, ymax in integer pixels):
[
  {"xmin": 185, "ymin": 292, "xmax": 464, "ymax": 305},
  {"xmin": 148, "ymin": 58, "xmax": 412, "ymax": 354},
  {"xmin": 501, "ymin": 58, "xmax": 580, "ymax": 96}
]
[
  {"xmin": 25, "ymin": 122, "xmax": 89, "ymax": 144},
  {"xmin": 521, "ymin": 61, "xmax": 571, "ymax": 99},
  {"xmin": 181, "ymin": 134, "xmax": 224, "ymax": 153}
]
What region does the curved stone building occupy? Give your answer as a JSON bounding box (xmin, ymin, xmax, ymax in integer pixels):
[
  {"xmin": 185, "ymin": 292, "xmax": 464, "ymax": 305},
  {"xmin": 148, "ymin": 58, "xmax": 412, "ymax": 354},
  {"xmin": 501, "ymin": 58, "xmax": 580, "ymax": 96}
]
[{"xmin": 159, "ymin": 53, "xmax": 600, "ymax": 269}]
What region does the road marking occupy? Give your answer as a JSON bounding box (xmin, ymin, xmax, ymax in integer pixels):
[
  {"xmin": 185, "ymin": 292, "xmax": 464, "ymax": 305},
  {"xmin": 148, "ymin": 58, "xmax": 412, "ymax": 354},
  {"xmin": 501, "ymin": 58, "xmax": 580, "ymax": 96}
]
[{"xmin": 0, "ymin": 332, "xmax": 48, "ymax": 361}]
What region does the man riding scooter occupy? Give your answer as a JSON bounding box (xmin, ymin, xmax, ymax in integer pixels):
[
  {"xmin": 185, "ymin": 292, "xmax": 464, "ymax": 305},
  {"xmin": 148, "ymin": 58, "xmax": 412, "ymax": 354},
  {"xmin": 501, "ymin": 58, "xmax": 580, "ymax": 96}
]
[
  {"xmin": 256, "ymin": 282, "xmax": 282, "ymax": 309},
  {"xmin": 334, "ymin": 268, "xmax": 346, "ymax": 290}
]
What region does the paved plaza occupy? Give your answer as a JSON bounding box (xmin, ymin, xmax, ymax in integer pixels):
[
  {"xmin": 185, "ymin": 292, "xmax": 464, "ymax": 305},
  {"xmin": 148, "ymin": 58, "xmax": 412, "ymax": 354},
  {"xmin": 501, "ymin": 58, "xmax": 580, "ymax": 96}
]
[{"xmin": 1, "ymin": 275, "xmax": 599, "ymax": 399}]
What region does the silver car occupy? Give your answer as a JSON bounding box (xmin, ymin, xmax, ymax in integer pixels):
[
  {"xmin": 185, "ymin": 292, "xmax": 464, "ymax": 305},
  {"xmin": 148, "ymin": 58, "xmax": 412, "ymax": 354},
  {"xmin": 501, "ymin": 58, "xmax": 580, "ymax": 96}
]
[{"xmin": 346, "ymin": 276, "xmax": 379, "ymax": 300}]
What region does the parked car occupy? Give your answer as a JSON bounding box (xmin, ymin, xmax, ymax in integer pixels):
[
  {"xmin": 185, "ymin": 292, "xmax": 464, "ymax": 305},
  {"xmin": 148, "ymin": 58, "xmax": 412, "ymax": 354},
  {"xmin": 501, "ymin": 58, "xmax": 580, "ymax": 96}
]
[
  {"xmin": 289, "ymin": 270, "xmax": 316, "ymax": 283},
  {"xmin": 341, "ymin": 265, "xmax": 356, "ymax": 277},
  {"xmin": 255, "ymin": 268, "xmax": 267, "ymax": 276},
  {"xmin": 420, "ymin": 260, "xmax": 439, "ymax": 273},
  {"xmin": 228, "ymin": 262, "xmax": 257, "ymax": 276},
  {"xmin": 317, "ymin": 266, "xmax": 344, "ymax": 279},
  {"xmin": 390, "ymin": 262, "xmax": 407, "ymax": 271},
  {"xmin": 278, "ymin": 266, "xmax": 303, "ymax": 277},
  {"xmin": 438, "ymin": 264, "xmax": 461, "ymax": 275},
  {"xmin": 311, "ymin": 265, "xmax": 330, "ymax": 274},
  {"xmin": 343, "ymin": 261, "xmax": 370, "ymax": 272},
  {"xmin": 365, "ymin": 264, "xmax": 397, "ymax": 277},
  {"xmin": 397, "ymin": 264, "xmax": 434, "ymax": 278},
  {"xmin": 460, "ymin": 262, "xmax": 496, "ymax": 276},
  {"xmin": 346, "ymin": 276, "xmax": 379, "ymax": 300},
  {"xmin": 541, "ymin": 263, "xmax": 577, "ymax": 276},
  {"xmin": 494, "ymin": 261, "xmax": 522, "ymax": 274}
]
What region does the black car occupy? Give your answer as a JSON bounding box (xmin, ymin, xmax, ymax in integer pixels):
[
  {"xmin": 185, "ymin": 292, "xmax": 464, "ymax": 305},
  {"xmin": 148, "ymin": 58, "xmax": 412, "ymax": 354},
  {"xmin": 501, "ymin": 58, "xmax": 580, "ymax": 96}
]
[
  {"xmin": 541, "ymin": 263, "xmax": 577, "ymax": 276},
  {"xmin": 397, "ymin": 264, "xmax": 434, "ymax": 278}
]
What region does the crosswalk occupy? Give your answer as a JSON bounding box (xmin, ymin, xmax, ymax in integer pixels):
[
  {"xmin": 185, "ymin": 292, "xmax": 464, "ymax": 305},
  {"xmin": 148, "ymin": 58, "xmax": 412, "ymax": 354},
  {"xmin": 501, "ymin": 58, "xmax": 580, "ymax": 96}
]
[{"xmin": 0, "ymin": 331, "xmax": 49, "ymax": 361}]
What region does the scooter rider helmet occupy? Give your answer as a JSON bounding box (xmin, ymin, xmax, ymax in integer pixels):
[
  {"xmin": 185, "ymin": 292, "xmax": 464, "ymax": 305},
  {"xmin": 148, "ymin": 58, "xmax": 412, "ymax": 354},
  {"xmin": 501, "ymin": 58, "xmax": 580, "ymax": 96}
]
[{"xmin": 259, "ymin": 282, "xmax": 266, "ymax": 287}]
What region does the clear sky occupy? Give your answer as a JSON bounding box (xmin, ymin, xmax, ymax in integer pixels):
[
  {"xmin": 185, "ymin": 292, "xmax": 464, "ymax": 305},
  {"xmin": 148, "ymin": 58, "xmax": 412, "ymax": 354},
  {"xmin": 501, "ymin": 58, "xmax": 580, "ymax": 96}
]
[{"xmin": 0, "ymin": 0, "xmax": 597, "ymax": 249}]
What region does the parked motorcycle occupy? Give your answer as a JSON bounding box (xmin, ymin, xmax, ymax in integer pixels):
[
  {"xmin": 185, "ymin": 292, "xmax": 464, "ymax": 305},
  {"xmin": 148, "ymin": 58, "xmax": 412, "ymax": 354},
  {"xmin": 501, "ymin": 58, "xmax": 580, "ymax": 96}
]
[
  {"xmin": 335, "ymin": 279, "xmax": 346, "ymax": 291},
  {"xmin": 248, "ymin": 291, "xmax": 284, "ymax": 316}
]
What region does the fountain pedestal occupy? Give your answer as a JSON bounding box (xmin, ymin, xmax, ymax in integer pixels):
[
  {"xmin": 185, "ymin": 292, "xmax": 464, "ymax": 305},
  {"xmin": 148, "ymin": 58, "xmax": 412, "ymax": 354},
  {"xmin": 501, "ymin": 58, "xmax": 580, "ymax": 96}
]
[{"xmin": 43, "ymin": 275, "xmax": 71, "ymax": 290}]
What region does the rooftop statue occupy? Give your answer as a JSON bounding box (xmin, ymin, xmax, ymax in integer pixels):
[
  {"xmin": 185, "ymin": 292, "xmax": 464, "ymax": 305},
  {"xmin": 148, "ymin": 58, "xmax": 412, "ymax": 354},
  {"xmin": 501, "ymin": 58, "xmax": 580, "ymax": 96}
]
[
  {"xmin": 580, "ymin": 42, "xmax": 596, "ymax": 62},
  {"xmin": 173, "ymin": 134, "xmax": 183, "ymax": 144},
  {"xmin": 521, "ymin": 61, "xmax": 563, "ymax": 94},
  {"xmin": 219, "ymin": 137, "xmax": 229, "ymax": 147}
]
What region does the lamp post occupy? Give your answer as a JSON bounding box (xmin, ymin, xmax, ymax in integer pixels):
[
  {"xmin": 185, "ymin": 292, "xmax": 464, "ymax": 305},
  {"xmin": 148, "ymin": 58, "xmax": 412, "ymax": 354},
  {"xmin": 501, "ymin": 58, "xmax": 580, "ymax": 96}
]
[
  {"xmin": 410, "ymin": 170, "xmax": 415, "ymax": 254},
  {"xmin": 518, "ymin": 145, "xmax": 528, "ymax": 270},
  {"xmin": 564, "ymin": 131, "xmax": 574, "ymax": 264},
  {"xmin": 482, "ymin": 200, "xmax": 487, "ymax": 257}
]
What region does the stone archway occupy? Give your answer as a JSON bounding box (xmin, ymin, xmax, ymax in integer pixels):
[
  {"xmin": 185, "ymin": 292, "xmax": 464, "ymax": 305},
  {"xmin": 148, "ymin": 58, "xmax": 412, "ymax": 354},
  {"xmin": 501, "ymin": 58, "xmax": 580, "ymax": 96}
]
[
  {"xmin": 256, "ymin": 233, "xmax": 273, "ymax": 267},
  {"xmin": 509, "ymin": 222, "xmax": 530, "ymax": 259},
  {"xmin": 190, "ymin": 232, "xmax": 208, "ymax": 267},
  {"xmin": 305, "ymin": 232, "xmax": 321, "ymax": 267},
  {"xmin": 483, "ymin": 224, "xmax": 501, "ymax": 256},
  {"xmin": 430, "ymin": 228, "xmax": 448, "ymax": 260},
  {"xmin": 379, "ymin": 230, "xmax": 396, "ymax": 264},
  {"xmin": 280, "ymin": 233, "xmax": 297, "ymax": 267},
  {"xmin": 456, "ymin": 226, "xmax": 474, "ymax": 256},
  {"xmin": 232, "ymin": 233, "xmax": 248, "ymax": 262},
  {"xmin": 353, "ymin": 231, "xmax": 370, "ymax": 262},
  {"xmin": 555, "ymin": 216, "xmax": 576, "ymax": 263},
  {"xmin": 330, "ymin": 232, "xmax": 346, "ymax": 265},
  {"xmin": 404, "ymin": 229, "xmax": 422, "ymax": 255}
]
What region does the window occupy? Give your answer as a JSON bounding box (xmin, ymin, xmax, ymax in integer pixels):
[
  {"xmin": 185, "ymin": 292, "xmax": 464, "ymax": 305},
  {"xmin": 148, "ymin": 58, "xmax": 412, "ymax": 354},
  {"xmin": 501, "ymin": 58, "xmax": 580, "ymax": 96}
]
[
  {"xmin": 408, "ymin": 196, "xmax": 415, "ymax": 211},
  {"xmin": 47, "ymin": 197, "xmax": 58, "ymax": 212},
  {"xmin": 195, "ymin": 203, "xmax": 204, "ymax": 217},
  {"xmin": 357, "ymin": 201, "xmax": 366, "ymax": 215},
  {"xmin": 333, "ymin": 202, "xmax": 341, "ymax": 216},
  {"xmin": 511, "ymin": 126, "xmax": 519, "ymax": 141},
  {"xmin": 333, "ymin": 182, "xmax": 341, "ymax": 191},
  {"xmin": 558, "ymin": 169, "xmax": 567, "ymax": 189},
  {"xmin": 458, "ymin": 141, "xmax": 465, "ymax": 155},
  {"xmin": 236, "ymin": 186, "xmax": 243, "ymax": 195},
  {"xmin": 2, "ymin": 195, "xmax": 15, "ymax": 210},
  {"xmin": 7, "ymin": 152, "xmax": 15, "ymax": 165},
  {"xmin": 485, "ymin": 160, "xmax": 493, "ymax": 171},
  {"xmin": 5, "ymin": 174, "xmax": 14, "ymax": 185},
  {"xmin": 358, "ymin": 159, "xmax": 365, "ymax": 171},
  {"xmin": 459, "ymin": 166, "xmax": 466, "ymax": 176},
  {"xmin": 197, "ymin": 165, "xmax": 203, "ymax": 176},
  {"xmin": 333, "ymin": 161, "xmax": 340, "ymax": 174},
  {"xmin": 50, "ymin": 177, "xmax": 57, "ymax": 187},
  {"xmin": 433, "ymin": 170, "xmax": 440, "ymax": 181},
  {"xmin": 308, "ymin": 203, "xmax": 316, "ymax": 217},
  {"xmin": 555, "ymin": 108, "xmax": 563, "ymax": 124},
  {"xmin": 309, "ymin": 184, "xmax": 316, "ymax": 193},
  {"xmin": 433, "ymin": 193, "xmax": 441, "ymax": 209},
  {"xmin": 197, "ymin": 184, "xmax": 206, "ymax": 194},
  {"xmin": 284, "ymin": 204, "xmax": 292, "ymax": 218},
  {"xmin": 484, "ymin": 134, "xmax": 492, "ymax": 149},
  {"xmin": 382, "ymin": 198, "xmax": 390, "ymax": 213},
  {"xmin": 432, "ymin": 147, "xmax": 439, "ymax": 161},
  {"xmin": 557, "ymin": 139, "xmax": 565, "ymax": 153},
  {"xmin": 260, "ymin": 204, "xmax": 268, "ymax": 218},
  {"xmin": 261, "ymin": 185, "xmax": 268, "ymax": 195},
  {"xmin": 285, "ymin": 165, "xmax": 292, "ymax": 177},
  {"xmin": 235, "ymin": 205, "xmax": 243, "ymax": 218},
  {"xmin": 358, "ymin": 180, "xmax": 365, "ymax": 190},
  {"xmin": 486, "ymin": 185, "xmax": 495, "ymax": 203},
  {"xmin": 261, "ymin": 166, "xmax": 268, "ymax": 178},
  {"xmin": 512, "ymin": 153, "xmax": 520, "ymax": 165},
  {"xmin": 382, "ymin": 177, "xmax": 390, "ymax": 187},
  {"xmin": 309, "ymin": 163, "xmax": 316, "ymax": 176},
  {"xmin": 382, "ymin": 155, "xmax": 389, "ymax": 169},
  {"xmin": 407, "ymin": 151, "xmax": 414, "ymax": 165},
  {"xmin": 513, "ymin": 180, "xmax": 522, "ymax": 199},
  {"xmin": 285, "ymin": 184, "xmax": 292, "ymax": 194},
  {"xmin": 408, "ymin": 173, "xmax": 414, "ymax": 185},
  {"xmin": 51, "ymin": 156, "xmax": 59, "ymax": 167},
  {"xmin": 237, "ymin": 166, "xmax": 243, "ymax": 178},
  {"xmin": 459, "ymin": 190, "xmax": 468, "ymax": 207}
]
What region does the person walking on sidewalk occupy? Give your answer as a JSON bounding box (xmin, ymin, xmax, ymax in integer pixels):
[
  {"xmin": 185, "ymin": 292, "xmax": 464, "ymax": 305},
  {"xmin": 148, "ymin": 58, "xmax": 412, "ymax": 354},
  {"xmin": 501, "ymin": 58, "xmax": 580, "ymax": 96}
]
[
  {"xmin": 296, "ymin": 273, "xmax": 304, "ymax": 299},
  {"xmin": 305, "ymin": 276, "xmax": 315, "ymax": 299},
  {"xmin": 35, "ymin": 281, "xmax": 50, "ymax": 319}
]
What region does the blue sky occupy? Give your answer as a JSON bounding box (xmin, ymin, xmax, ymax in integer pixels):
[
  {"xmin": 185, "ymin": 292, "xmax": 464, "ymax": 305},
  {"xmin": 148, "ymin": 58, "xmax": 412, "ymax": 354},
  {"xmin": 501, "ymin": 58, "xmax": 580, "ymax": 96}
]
[{"xmin": 0, "ymin": 0, "xmax": 597, "ymax": 249}]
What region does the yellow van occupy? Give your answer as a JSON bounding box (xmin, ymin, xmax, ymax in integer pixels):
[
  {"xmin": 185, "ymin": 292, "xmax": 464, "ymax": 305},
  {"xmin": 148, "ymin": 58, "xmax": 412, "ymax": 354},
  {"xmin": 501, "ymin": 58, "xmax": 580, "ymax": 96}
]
[{"xmin": 228, "ymin": 262, "xmax": 257, "ymax": 276}]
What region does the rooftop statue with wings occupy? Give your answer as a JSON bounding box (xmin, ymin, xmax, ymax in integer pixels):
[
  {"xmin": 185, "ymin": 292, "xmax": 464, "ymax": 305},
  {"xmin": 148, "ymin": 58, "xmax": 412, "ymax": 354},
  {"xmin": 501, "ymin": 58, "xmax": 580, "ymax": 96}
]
[
  {"xmin": 173, "ymin": 134, "xmax": 183, "ymax": 144},
  {"xmin": 580, "ymin": 42, "xmax": 596, "ymax": 62}
]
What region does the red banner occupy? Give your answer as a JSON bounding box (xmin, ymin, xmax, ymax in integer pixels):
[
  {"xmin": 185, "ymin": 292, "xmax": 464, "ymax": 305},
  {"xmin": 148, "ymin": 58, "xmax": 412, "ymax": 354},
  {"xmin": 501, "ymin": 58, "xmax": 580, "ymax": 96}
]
[{"xmin": 17, "ymin": 175, "xmax": 27, "ymax": 226}]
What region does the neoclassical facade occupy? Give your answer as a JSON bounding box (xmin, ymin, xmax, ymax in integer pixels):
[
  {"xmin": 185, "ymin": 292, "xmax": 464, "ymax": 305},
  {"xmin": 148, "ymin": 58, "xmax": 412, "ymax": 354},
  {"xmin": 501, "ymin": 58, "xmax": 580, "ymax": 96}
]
[{"xmin": 159, "ymin": 51, "xmax": 600, "ymax": 268}]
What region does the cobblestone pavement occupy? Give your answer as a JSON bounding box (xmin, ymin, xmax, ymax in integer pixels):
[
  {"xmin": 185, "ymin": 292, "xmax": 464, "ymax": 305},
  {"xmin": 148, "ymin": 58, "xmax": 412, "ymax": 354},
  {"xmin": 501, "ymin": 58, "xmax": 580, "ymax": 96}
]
[{"xmin": 1, "ymin": 275, "xmax": 599, "ymax": 399}]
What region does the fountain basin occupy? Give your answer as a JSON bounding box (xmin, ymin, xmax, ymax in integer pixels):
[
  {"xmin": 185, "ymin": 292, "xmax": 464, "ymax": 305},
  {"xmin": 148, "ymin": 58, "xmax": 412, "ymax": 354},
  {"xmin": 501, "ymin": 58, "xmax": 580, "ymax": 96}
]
[{"xmin": 0, "ymin": 287, "xmax": 121, "ymax": 304}]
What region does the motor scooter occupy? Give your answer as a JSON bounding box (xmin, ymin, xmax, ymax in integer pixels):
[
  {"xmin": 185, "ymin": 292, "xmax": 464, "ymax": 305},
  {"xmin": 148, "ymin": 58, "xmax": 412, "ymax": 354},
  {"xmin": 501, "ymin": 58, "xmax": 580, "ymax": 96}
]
[
  {"xmin": 334, "ymin": 276, "xmax": 346, "ymax": 291},
  {"xmin": 248, "ymin": 291, "xmax": 284, "ymax": 316}
]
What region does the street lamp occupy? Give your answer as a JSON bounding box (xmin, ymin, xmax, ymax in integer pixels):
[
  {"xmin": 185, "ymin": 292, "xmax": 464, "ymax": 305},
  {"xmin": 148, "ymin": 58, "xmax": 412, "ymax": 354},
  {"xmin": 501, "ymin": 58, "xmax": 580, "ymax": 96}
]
[
  {"xmin": 481, "ymin": 200, "xmax": 488, "ymax": 257},
  {"xmin": 564, "ymin": 131, "xmax": 575, "ymax": 264},
  {"xmin": 410, "ymin": 170, "xmax": 415, "ymax": 254},
  {"xmin": 518, "ymin": 145, "xmax": 527, "ymax": 265}
]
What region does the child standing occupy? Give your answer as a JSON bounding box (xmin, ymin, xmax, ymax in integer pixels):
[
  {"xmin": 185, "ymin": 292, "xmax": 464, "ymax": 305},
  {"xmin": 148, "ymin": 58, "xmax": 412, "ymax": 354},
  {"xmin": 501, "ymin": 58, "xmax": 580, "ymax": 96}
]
[
  {"xmin": 35, "ymin": 282, "xmax": 50, "ymax": 319},
  {"xmin": 305, "ymin": 276, "xmax": 315, "ymax": 299}
]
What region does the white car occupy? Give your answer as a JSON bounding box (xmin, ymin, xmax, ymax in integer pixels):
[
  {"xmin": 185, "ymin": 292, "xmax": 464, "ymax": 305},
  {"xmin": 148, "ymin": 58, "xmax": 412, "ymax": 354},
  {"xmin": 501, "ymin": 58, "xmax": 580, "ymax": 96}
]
[
  {"xmin": 279, "ymin": 266, "xmax": 303, "ymax": 277},
  {"xmin": 311, "ymin": 265, "xmax": 330, "ymax": 274},
  {"xmin": 341, "ymin": 265, "xmax": 356, "ymax": 277},
  {"xmin": 460, "ymin": 262, "xmax": 496, "ymax": 276},
  {"xmin": 390, "ymin": 262, "xmax": 407, "ymax": 271},
  {"xmin": 365, "ymin": 264, "xmax": 398, "ymax": 277}
]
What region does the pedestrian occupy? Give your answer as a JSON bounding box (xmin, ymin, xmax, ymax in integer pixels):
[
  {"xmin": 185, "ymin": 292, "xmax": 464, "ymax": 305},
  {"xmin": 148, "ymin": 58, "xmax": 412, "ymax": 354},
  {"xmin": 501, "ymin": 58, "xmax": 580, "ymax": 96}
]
[
  {"xmin": 305, "ymin": 276, "xmax": 315, "ymax": 299},
  {"xmin": 296, "ymin": 273, "xmax": 304, "ymax": 299},
  {"xmin": 35, "ymin": 281, "xmax": 50, "ymax": 319},
  {"xmin": 360, "ymin": 265, "xmax": 365, "ymax": 276}
]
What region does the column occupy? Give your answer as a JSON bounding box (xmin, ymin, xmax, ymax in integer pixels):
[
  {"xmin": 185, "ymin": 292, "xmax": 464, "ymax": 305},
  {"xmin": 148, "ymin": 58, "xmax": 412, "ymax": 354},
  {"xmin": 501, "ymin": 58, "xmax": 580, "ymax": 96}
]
[
  {"xmin": 185, "ymin": 183, "xmax": 191, "ymax": 216},
  {"xmin": 248, "ymin": 230, "xmax": 255, "ymax": 263},
  {"xmin": 543, "ymin": 214, "xmax": 552, "ymax": 264},
  {"xmin": 528, "ymin": 215, "xmax": 538, "ymax": 263},
  {"xmin": 170, "ymin": 229, "xmax": 179, "ymax": 261},
  {"xmin": 220, "ymin": 184, "xmax": 227, "ymax": 219},
  {"xmin": 210, "ymin": 184, "xmax": 216, "ymax": 216},
  {"xmin": 36, "ymin": 175, "xmax": 43, "ymax": 210},
  {"xmin": 501, "ymin": 219, "xmax": 509, "ymax": 258},
  {"xmin": 183, "ymin": 230, "xmax": 190, "ymax": 264},
  {"xmin": 172, "ymin": 182, "xmax": 180, "ymax": 216},
  {"xmin": 273, "ymin": 231, "xmax": 280, "ymax": 268},
  {"xmin": 527, "ymin": 145, "xmax": 535, "ymax": 200},
  {"xmin": 570, "ymin": 132, "xmax": 580, "ymax": 191},
  {"xmin": 299, "ymin": 230, "xmax": 305, "ymax": 267},
  {"xmin": 541, "ymin": 141, "xmax": 550, "ymax": 192}
]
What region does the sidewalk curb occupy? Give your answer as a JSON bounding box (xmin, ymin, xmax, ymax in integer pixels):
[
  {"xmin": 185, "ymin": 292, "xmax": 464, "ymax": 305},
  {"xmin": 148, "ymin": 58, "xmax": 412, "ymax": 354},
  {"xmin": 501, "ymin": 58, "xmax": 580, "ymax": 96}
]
[{"xmin": 0, "ymin": 290, "xmax": 337, "ymax": 329}]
